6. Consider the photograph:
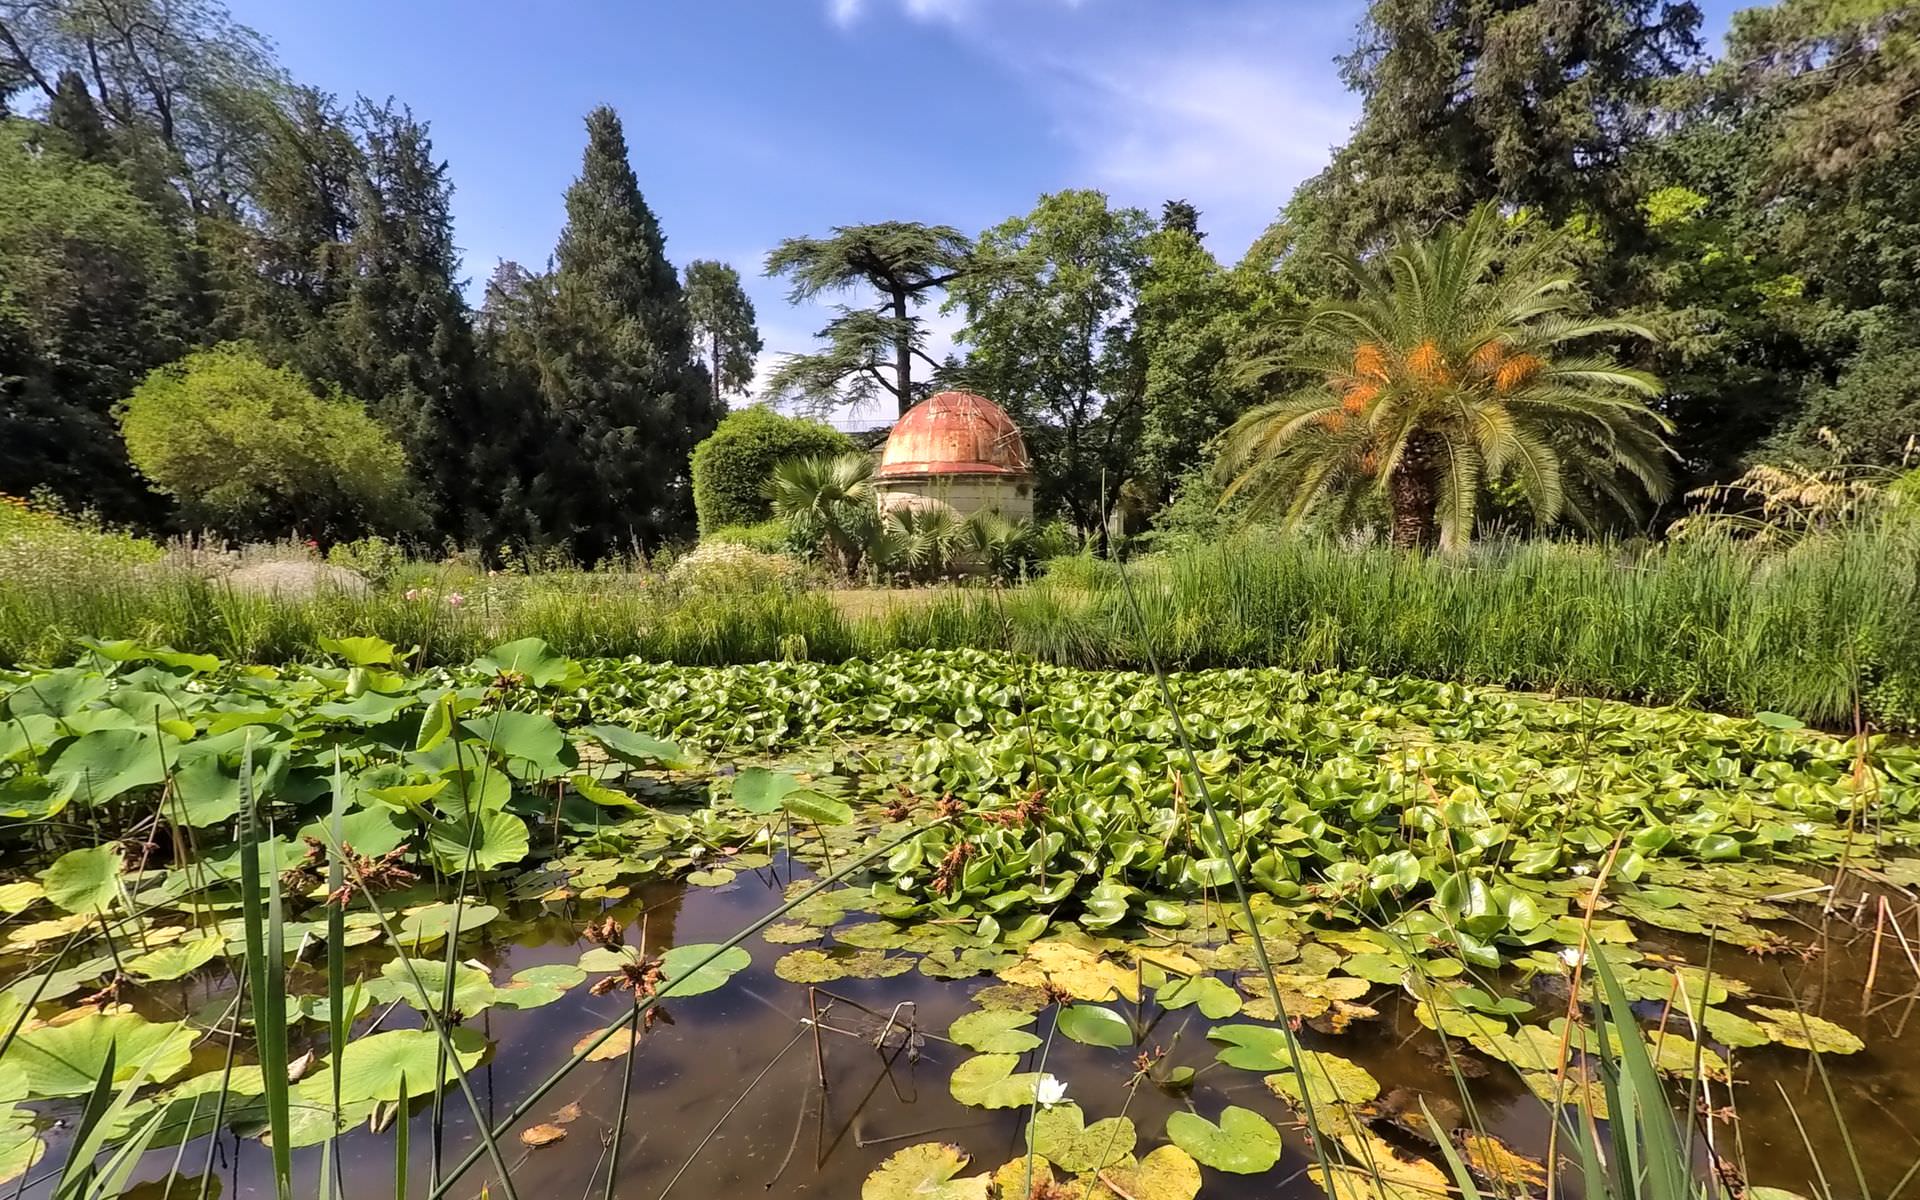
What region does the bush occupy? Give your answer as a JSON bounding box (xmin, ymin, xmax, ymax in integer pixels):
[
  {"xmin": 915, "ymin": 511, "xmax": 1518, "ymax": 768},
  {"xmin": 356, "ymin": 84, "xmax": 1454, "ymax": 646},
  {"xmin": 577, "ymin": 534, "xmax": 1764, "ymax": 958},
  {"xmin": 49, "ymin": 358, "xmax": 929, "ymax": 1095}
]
[
  {"xmin": 690, "ymin": 407, "xmax": 854, "ymax": 534},
  {"xmin": 0, "ymin": 493, "xmax": 161, "ymax": 582},
  {"xmin": 326, "ymin": 535, "xmax": 409, "ymax": 587},
  {"xmin": 116, "ymin": 344, "xmax": 424, "ymax": 541},
  {"xmin": 703, "ymin": 520, "xmax": 793, "ymax": 554},
  {"xmin": 665, "ymin": 541, "xmax": 805, "ymax": 596}
]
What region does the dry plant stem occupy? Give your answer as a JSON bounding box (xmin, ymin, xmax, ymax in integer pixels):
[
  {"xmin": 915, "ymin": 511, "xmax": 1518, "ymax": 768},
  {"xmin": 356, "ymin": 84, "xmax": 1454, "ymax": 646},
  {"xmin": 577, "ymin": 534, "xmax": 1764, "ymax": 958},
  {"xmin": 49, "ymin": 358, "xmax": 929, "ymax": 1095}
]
[{"xmin": 1866, "ymin": 897, "xmax": 1889, "ymax": 1012}]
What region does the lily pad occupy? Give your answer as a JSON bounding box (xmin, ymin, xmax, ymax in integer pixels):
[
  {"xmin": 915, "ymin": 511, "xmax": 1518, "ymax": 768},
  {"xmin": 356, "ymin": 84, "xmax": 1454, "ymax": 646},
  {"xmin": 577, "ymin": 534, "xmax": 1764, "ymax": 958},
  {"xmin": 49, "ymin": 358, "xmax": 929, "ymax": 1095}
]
[
  {"xmin": 1027, "ymin": 1102, "xmax": 1136, "ymax": 1173},
  {"xmin": 1164, "ymin": 1105, "xmax": 1281, "ymax": 1174},
  {"xmin": 775, "ymin": 948, "xmax": 911, "ymax": 984},
  {"xmin": 658, "ymin": 943, "xmax": 753, "ymax": 997},
  {"xmin": 1263, "ymin": 1050, "xmax": 1381, "ymax": 1106},
  {"xmin": 1080, "ymin": 1145, "xmax": 1202, "ymax": 1200},
  {"xmin": 310, "ymin": 1026, "xmax": 489, "ymax": 1102},
  {"xmin": 0, "ymin": 1012, "xmax": 195, "ymax": 1098},
  {"xmin": 998, "ymin": 939, "xmax": 1138, "ymax": 1002},
  {"xmin": 1746, "ymin": 1007, "xmax": 1864, "ymax": 1054},
  {"xmin": 1156, "ymin": 975, "xmax": 1242, "ymax": 1018},
  {"xmin": 949, "ymin": 1009, "xmax": 1042, "ymax": 1054},
  {"xmin": 125, "ymin": 935, "xmax": 222, "ymax": 982},
  {"xmin": 1057, "ymin": 1004, "xmax": 1134, "ymax": 1049},
  {"xmin": 861, "ymin": 1142, "xmax": 989, "ymax": 1200},
  {"xmin": 949, "ymin": 1054, "xmax": 1043, "ymax": 1109}
]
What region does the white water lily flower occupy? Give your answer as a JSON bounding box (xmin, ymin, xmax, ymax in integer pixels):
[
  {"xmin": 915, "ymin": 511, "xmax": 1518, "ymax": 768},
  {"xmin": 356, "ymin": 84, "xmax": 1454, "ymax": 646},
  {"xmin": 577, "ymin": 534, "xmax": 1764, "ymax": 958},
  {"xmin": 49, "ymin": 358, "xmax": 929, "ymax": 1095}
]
[
  {"xmin": 1572, "ymin": 864, "xmax": 1592, "ymax": 876},
  {"xmin": 1035, "ymin": 1075, "xmax": 1068, "ymax": 1108},
  {"xmin": 1559, "ymin": 947, "xmax": 1587, "ymax": 968}
]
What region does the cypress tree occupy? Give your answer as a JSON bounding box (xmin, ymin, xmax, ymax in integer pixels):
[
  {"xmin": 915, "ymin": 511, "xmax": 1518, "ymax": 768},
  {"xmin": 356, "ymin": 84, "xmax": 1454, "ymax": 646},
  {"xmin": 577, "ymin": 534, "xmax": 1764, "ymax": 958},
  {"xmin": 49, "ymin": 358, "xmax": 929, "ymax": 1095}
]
[{"xmin": 538, "ymin": 105, "xmax": 715, "ymax": 559}]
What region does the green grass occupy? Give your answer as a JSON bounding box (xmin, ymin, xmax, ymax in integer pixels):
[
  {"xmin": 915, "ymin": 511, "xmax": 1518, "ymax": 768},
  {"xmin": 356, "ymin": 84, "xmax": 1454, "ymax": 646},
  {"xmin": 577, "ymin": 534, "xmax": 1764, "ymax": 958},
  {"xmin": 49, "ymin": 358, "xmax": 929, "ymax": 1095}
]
[{"xmin": 2, "ymin": 523, "xmax": 1915, "ymax": 727}]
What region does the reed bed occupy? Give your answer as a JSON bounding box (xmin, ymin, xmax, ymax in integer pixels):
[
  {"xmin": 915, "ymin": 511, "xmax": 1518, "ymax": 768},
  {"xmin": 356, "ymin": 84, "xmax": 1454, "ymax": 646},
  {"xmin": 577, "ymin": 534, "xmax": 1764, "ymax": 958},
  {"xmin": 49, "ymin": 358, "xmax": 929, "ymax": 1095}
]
[{"xmin": 2, "ymin": 525, "xmax": 1915, "ymax": 726}]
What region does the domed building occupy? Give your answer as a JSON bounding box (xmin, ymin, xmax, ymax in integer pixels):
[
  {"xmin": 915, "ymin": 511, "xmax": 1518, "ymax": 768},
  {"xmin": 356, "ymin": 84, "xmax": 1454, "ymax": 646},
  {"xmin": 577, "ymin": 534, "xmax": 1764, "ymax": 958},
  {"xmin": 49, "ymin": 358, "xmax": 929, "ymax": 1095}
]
[{"xmin": 875, "ymin": 391, "xmax": 1035, "ymax": 520}]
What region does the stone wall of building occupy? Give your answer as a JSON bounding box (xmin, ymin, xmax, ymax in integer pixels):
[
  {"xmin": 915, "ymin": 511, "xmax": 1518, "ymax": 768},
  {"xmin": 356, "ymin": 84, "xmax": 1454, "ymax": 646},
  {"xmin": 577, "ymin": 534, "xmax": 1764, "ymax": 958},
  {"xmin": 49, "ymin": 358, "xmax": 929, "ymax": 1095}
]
[{"xmin": 877, "ymin": 474, "xmax": 1034, "ymax": 521}]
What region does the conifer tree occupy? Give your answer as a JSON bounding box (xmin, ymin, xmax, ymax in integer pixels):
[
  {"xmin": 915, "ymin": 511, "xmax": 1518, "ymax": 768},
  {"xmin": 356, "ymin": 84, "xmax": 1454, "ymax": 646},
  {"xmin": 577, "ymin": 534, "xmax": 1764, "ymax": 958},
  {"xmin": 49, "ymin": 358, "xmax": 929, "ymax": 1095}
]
[
  {"xmin": 538, "ymin": 105, "xmax": 715, "ymax": 558},
  {"xmin": 683, "ymin": 259, "xmax": 762, "ymax": 408},
  {"xmin": 45, "ymin": 70, "xmax": 114, "ymax": 161},
  {"xmin": 332, "ymin": 100, "xmax": 477, "ymax": 532}
]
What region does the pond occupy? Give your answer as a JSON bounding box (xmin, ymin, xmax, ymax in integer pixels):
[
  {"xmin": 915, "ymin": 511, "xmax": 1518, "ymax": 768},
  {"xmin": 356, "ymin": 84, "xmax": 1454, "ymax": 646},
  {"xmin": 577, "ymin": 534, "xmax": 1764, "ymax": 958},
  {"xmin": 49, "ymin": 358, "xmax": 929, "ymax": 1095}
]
[
  {"xmin": 2, "ymin": 641, "xmax": 1917, "ymax": 1199},
  {"xmin": 16, "ymin": 854, "xmax": 1917, "ymax": 1200}
]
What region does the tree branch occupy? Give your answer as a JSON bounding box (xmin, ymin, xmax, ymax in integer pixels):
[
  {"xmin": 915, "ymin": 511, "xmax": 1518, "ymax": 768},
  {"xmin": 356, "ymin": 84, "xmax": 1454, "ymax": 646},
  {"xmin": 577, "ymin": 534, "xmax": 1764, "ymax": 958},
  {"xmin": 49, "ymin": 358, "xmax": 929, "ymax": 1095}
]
[{"xmin": 0, "ymin": 18, "xmax": 57, "ymax": 99}]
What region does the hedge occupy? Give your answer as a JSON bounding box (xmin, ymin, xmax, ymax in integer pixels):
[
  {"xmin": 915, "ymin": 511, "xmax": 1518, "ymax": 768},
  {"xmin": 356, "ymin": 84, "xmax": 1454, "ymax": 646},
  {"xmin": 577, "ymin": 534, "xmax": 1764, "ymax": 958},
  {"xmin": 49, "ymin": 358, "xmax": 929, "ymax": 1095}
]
[{"xmin": 691, "ymin": 407, "xmax": 856, "ymax": 533}]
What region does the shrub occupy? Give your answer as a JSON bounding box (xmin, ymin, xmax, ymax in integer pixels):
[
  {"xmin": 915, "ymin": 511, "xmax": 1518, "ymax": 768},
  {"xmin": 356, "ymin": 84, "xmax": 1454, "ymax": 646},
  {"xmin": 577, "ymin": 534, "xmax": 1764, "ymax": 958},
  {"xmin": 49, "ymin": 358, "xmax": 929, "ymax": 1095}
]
[
  {"xmin": 690, "ymin": 407, "xmax": 854, "ymax": 533},
  {"xmin": 665, "ymin": 541, "xmax": 805, "ymax": 596},
  {"xmin": 703, "ymin": 520, "xmax": 793, "ymax": 554},
  {"xmin": 326, "ymin": 535, "xmax": 409, "ymax": 587},
  {"xmin": 0, "ymin": 492, "xmax": 161, "ymax": 581},
  {"xmin": 116, "ymin": 344, "xmax": 424, "ymax": 541}
]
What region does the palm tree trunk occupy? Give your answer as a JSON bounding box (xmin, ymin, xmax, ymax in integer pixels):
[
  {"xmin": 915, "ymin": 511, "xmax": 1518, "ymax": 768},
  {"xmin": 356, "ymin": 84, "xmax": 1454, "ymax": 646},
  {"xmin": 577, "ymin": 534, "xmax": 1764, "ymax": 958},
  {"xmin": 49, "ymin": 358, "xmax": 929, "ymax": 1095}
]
[{"xmin": 1389, "ymin": 430, "xmax": 1441, "ymax": 550}]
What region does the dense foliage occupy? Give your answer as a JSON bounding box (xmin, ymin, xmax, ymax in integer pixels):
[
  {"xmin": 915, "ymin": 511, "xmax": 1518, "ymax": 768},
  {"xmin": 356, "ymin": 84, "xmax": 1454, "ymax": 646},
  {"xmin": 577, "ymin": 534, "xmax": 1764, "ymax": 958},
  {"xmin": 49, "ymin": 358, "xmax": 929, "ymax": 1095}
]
[
  {"xmin": 117, "ymin": 346, "xmax": 421, "ymax": 539},
  {"xmin": 690, "ymin": 407, "xmax": 855, "ymax": 533}
]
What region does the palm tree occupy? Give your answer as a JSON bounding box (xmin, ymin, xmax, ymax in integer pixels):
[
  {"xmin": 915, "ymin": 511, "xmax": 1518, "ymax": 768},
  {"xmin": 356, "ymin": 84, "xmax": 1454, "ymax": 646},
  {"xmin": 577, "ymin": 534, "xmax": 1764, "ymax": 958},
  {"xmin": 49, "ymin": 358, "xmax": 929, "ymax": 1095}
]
[
  {"xmin": 767, "ymin": 453, "xmax": 880, "ymax": 575},
  {"xmin": 1216, "ymin": 204, "xmax": 1676, "ymax": 550}
]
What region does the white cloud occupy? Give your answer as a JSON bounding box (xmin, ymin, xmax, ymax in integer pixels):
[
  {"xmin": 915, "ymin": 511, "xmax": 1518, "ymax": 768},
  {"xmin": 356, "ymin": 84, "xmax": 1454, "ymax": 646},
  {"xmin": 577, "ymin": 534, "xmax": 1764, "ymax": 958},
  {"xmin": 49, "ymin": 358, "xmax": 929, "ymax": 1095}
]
[
  {"xmin": 827, "ymin": 0, "xmax": 864, "ymax": 27},
  {"xmin": 1040, "ymin": 48, "xmax": 1357, "ymax": 254}
]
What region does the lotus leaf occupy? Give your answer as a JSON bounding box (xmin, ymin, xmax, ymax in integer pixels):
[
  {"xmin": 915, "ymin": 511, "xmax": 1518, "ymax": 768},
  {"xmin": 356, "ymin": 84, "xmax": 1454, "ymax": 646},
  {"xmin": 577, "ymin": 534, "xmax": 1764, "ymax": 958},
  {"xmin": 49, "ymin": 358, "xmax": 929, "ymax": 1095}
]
[{"xmin": 0, "ymin": 1012, "xmax": 194, "ymax": 1098}]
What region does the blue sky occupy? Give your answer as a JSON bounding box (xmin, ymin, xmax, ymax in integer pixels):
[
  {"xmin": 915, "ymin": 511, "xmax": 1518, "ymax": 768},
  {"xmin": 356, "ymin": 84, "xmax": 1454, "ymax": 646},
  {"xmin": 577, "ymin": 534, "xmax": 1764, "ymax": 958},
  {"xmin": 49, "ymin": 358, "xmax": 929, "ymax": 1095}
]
[{"xmin": 226, "ymin": 0, "xmax": 1746, "ymax": 423}]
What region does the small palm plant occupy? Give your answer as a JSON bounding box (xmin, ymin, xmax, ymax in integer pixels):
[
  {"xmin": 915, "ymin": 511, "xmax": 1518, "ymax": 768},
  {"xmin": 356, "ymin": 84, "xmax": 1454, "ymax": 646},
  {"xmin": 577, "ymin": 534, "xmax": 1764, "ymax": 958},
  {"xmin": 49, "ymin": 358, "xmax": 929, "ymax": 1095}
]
[
  {"xmin": 1217, "ymin": 204, "xmax": 1676, "ymax": 550},
  {"xmin": 767, "ymin": 453, "xmax": 880, "ymax": 576}
]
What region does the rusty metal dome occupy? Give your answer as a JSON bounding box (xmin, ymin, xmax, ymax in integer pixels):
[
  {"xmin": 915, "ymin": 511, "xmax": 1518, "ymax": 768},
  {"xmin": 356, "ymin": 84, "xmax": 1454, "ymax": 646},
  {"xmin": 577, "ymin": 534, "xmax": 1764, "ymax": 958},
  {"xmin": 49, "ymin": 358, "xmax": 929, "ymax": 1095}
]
[{"xmin": 876, "ymin": 391, "xmax": 1033, "ymax": 480}]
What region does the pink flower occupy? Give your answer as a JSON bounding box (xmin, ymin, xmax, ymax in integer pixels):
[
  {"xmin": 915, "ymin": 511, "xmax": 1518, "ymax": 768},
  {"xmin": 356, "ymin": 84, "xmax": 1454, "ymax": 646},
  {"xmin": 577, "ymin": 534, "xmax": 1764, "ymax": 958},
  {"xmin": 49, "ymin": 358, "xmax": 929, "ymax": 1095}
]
[
  {"xmin": 405, "ymin": 588, "xmax": 422, "ymax": 601},
  {"xmin": 445, "ymin": 592, "xmax": 466, "ymax": 608}
]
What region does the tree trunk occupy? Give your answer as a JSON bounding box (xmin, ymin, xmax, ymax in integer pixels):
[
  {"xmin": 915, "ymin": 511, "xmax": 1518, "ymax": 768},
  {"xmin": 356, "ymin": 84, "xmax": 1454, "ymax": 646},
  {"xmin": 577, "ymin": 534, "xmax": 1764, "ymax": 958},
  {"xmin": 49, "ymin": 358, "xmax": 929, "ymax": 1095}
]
[
  {"xmin": 710, "ymin": 332, "xmax": 722, "ymax": 409},
  {"xmin": 891, "ymin": 289, "xmax": 912, "ymax": 416},
  {"xmin": 1388, "ymin": 430, "xmax": 1441, "ymax": 550}
]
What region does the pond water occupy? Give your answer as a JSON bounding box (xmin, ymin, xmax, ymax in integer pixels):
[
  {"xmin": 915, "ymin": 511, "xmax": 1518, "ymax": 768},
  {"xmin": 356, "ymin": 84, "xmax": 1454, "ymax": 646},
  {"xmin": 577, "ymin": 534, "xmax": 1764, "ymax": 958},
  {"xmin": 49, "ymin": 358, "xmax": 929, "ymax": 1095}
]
[{"xmin": 32, "ymin": 851, "xmax": 1917, "ymax": 1200}]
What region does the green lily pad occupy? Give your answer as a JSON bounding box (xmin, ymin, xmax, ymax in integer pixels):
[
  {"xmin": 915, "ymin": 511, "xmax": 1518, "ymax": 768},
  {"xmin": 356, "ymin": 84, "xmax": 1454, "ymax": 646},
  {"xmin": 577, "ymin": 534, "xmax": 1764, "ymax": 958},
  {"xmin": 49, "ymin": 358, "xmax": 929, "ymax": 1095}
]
[
  {"xmin": 1165, "ymin": 1105, "xmax": 1281, "ymax": 1174},
  {"xmin": 308, "ymin": 1027, "xmax": 489, "ymax": 1103},
  {"xmin": 0, "ymin": 1104, "xmax": 43, "ymax": 1186},
  {"xmin": 949, "ymin": 1054, "xmax": 1043, "ymax": 1109},
  {"xmin": 1155, "ymin": 975, "xmax": 1242, "ymax": 1018},
  {"xmin": 1027, "ymin": 1102, "xmax": 1136, "ymax": 1174},
  {"xmin": 1701, "ymin": 1007, "xmax": 1770, "ymax": 1049},
  {"xmin": 1207, "ymin": 1023, "xmax": 1302, "ymax": 1072},
  {"xmin": 861, "ymin": 1142, "xmax": 989, "ymax": 1200},
  {"xmin": 1057, "ymin": 1004, "xmax": 1134, "ymax": 1049},
  {"xmin": 949, "ymin": 1009, "xmax": 1041, "ymax": 1054},
  {"xmin": 658, "ymin": 943, "xmax": 752, "ymax": 997},
  {"xmin": 775, "ymin": 948, "xmax": 911, "ymax": 984}
]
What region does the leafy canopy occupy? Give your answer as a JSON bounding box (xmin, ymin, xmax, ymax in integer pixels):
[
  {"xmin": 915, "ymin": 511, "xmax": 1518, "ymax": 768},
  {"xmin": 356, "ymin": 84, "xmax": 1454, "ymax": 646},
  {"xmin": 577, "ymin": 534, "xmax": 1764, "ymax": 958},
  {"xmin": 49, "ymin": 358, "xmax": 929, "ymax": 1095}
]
[{"xmin": 115, "ymin": 344, "xmax": 422, "ymax": 540}]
